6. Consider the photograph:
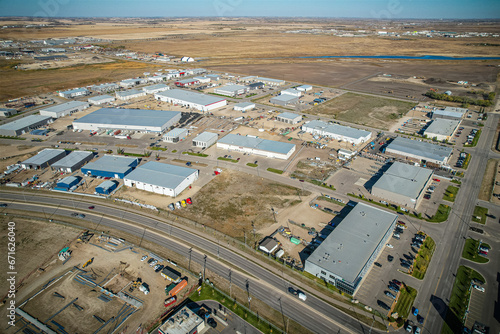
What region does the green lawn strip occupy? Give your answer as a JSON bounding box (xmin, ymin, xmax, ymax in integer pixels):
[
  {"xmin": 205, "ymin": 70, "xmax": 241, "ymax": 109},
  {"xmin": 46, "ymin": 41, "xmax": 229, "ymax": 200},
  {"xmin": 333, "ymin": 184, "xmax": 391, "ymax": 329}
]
[
  {"xmin": 0, "ymin": 135, "xmax": 26, "ymax": 140},
  {"xmin": 392, "ymin": 285, "xmax": 417, "ymax": 319},
  {"xmin": 183, "ymin": 151, "xmax": 208, "ymax": 157},
  {"xmin": 451, "ymin": 179, "xmax": 462, "ymax": 185},
  {"xmin": 246, "ymin": 163, "xmax": 258, "ymax": 167},
  {"xmin": 347, "ymin": 193, "xmax": 418, "ymax": 217},
  {"xmin": 307, "ymin": 179, "xmax": 336, "ymax": 190},
  {"xmin": 442, "ymin": 266, "xmax": 485, "ymax": 334},
  {"xmin": 472, "ymin": 205, "xmax": 488, "ymax": 224},
  {"xmin": 412, "ymin": 236, "xmax": 436, "ymax": 279},
  {"xmin": 121, "ymin": 152, "xmax": 149, "ymax": 157},
  {"xmin": 426, "ymin": 204, "xmax": 451, "ymax": 223},
  {"xmin": 151, "ymin": 146, "xmax": 167, "ymax": 151},
  {"xmin": 218, "ymin": 157, "xmax": 238, "ymax": 163},
  {"xmin": 464, "ymin": 129, "xmax": 481, "ymax": 147},
  {"xmin": 461, "ymin": 238, "xmax": 489, "ymax": 263},
  {"xmin": 462, "ymin": 154, "xmax": 472, "ymax": 170},
  {"xmin": 266, "ymin": 168, "xmax": 284, "ymax": 174},
  {"xmin": 442, "ymin": 186, "xmax": 459, "ymax": 202},
  {"xmin": 318, "ymin": 196, "xmax": 346, "ymax": 207}
]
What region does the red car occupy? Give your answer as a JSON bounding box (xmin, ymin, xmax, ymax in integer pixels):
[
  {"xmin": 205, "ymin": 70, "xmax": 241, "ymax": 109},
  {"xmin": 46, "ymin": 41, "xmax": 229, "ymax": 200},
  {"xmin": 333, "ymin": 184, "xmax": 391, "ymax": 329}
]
[
  {"xmin": 433, "ymin": 178, "xmax": 441, "ymax": 182},
  {"xmin": 88, "ymin": 206, "xmax": 95, "ymax": 209},
  {"xmin": 392, "ymin": 279, "xmax": 402, "ymax": 286},
  {"xmin": 186, "ymin": 197, "xmax": 192, "ymax": 205}
]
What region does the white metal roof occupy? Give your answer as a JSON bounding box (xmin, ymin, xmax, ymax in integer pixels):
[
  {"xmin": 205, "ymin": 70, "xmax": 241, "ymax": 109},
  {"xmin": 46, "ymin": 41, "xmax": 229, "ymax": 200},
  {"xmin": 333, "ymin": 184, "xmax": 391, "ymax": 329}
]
[
  {"xmin": 424, "ymin": 118, "xmax": 460, "ymax": 137},
  {"xmin": 218, "ymin": 133, "xmax": 295, "ymax": 155},
  {"xmin": 125, "ymin": 161, "xmax": 197, "ymax": 190},
  {"xmin": 303, "ymin": 120, "xmax": 371, "ymax": 140},
  {"xmin": 433, "ymin": 107, "xmax": 466, "ymax": 119},
  {"xmin": 52, "ymin": 150, "xmax": 93, "ymax": 169},
  {"xmin": 0, "ymin": 115, "xmax": 52, "ymax": 131},
  {"xmin": 41, "ymin": 101, "xmax": 89, "ymax": 113},
  {"xmin": 193, "ymin": 131, "xmax": 218, "ymax": 143},
  {"xmin": 22, "ymin": 149, "xmax": 66, "ymax": 166},
  {"xmin": 164, "ymin": 128, "xmax": 188, "ymax": 138},
  {"xmin": 88, "ymin": 95, "xmax": 114, "ymax": 102},
  {"xmin": 156, "ymin": 89, "xmax": 226, "ymax": 106},
  {"xmin": 116, "ymin": 89, "xmax": 144, "ymax": 98},
  {"xmin": 73, "ymin": 108, "xmax": 180, "ymax": 128},
  {"xmin": 386, "ymin": 136, "xmax": 453, "ymax": 163},
  {"xmin": 82, "ymin": 155, "xmax": 138, "ymax": 174},
  {"xmin": 277, "ymin": 112, "xmax": 301, "ymax": 120},
  {"xmin": 215, "ymin": 84, "xmax": 248, "ymax": 92}
]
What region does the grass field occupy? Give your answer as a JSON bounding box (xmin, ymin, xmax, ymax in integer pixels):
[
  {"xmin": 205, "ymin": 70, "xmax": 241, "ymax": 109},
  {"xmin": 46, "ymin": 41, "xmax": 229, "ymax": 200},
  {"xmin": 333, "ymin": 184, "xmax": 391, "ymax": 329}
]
[
  {"xmin": 442, "ymin": 266, "xmax": 485, "ymax": 334},
  {"xmin": 412, "ymin": 236, "xmax": 436, "ymax": 280},
  {"xmin": 392, "ymin": 285, "xmax": 417, "ymax": 319},
  {"xmin": 464, "ymin": 129, "xmax": 482, "ymax": 147},
  {"xmin": 427, "ymin": 204, "xmax": 451, "ymax": 223},
  {"xmin": 478, "ymin": 159, "xmax": 497, "ymax": 201},
  {"xmin": 308, "ymin": 92, "xmax": 416, "ymax": 130},
  {"xmin": 472, "ymin": 205, "xmax": 488, "ymax": 224},
  {"xmin": 442, "ymin": 185, "xmax": 459, "ymax": 202},
  {"xmin": 461, "ymin": 238, "xmax": 489, "ymax": 264}
]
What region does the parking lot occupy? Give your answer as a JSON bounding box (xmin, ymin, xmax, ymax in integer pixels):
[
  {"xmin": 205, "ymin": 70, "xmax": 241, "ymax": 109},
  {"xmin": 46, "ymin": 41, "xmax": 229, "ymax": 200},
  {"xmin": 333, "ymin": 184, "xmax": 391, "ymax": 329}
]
[{"xmin": 464, "ymin": 286, "xmax": 488, "ymax": 329}]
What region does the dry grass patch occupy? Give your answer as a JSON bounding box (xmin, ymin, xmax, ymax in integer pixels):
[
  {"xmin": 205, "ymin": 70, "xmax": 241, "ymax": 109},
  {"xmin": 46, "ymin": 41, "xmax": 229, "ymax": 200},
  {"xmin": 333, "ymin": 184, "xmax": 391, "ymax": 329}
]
[{"xmin": 478, "ymin": 159, "xmax": 497, "ymax": 201}]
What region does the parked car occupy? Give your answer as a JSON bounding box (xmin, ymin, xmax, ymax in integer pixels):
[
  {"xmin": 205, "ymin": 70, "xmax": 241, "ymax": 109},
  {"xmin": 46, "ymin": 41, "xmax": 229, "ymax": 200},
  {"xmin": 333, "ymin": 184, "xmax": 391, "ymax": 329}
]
[
  {"xmin": 88, "ymin": 206, "xmax": 95, "ymax": 209},
  {"xmin": 181, "ymin": 200, "xmax": 187, "ymax": 207},
  {"xmin": 388, "ymin": 255, "xmax": 394, "ymax": 262},
  {"xmin": 433, "ymin": 178, "xmax": 441, "ymax": 182},
  {"xmin": 175, "ymin": 201, "xmax": 182, "ymax": 209},
  {"xmin": 388, "ymin": 285, "xmax": 399, "ymax": 293},
  {"xmin": 168, "ymin": 203, "xmax": 175, "ymax": 211},
  {"xmin": 147, "ymin": 258, "xmax": 155, "ymax": 264},
  {"xmin": 392, "ymin": 279, "xmax": 402, "ymax": 286},
  {"xmin": 414, "ymin": 327, "xmax": 421, "ymax": 334},
  {"xmin": 374, "ymin": 262, "xmax": 382, "ymax": 268},
  {"xmin": 377, "ymin": 300, "xmax": 391, "ymax": 311},
  {"xmin": 141, "ymin": 255, "xmax": 147, "ymax": 261},
  {"xmin": 473, "ymin": 284, "xmax": 485, "ymax": 292},
  {"xmin": 385, "ymin": 291, "xmax": 396, "ymax": 299},
  {"xmin": 78, "ymin": 214, "xmax": 86, "ymax": 218},
  {"xmin": 417, "ymin": 315, "xmax": 424, "ymax": 325},
  {"xmin": 413, "ymin": 307, "xmax": 419, "ymax": 316},
  {"xmin": 207, "ymin": 318, "xmax": 217, "ymax": 328},
  {"xmin": 155, "ymin": 265, "xmax": 164, "ymax": 273},
  {"xmin": 0, "ymin": 203, "xmax": 7, "ymax": 207},
  {"xmin": 386, "ymin": 244, "xmax": 394, "ymax": 248},
  {"xmin": 186, "ymin": 197, "xmax": 192, "ymax": 205}
]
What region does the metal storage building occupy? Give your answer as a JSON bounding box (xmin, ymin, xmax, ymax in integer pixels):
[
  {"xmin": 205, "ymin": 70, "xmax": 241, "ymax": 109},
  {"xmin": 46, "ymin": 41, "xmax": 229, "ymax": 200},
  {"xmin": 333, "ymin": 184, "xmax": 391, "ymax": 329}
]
[
  {"xmin": 142, "ymin": 84, "xmax": 170, "ymax": 94},
  {"xmin": 163, "ymin": 128, "xmax": 188, "ymax": 143},
  {"xmin": 217, "ymin": 134, "xmax": 296, "ymax": 160},
  {"xmin": 296, "ymin": 85, "xmax": 313, "ymax": 92},
  {"xmin": 240, "ymin": 76, "xmax": 257, "ymax": 82},
  {"xmin": 21, "ymin": 149, "xmax": 67, "ymax": 170},
  {"xmin": 258, "ymin": 77, "xmax": 285, "ymax": 86},
  {"xmin": 280, "ymin": 88, "xmax": 302, "ymax": 97},
  {"xmin": 119, "ymin": 78, "xmax": 147, "ymax": 88},
  {"xmin": 371, "ymin": 162, "xmax": 433, "ymax": 209},
  {"xmin": 206, "ymin": 74, "xmax": 220, "ymax": 81},
  {"xmin": 193, "ymin": 76, "xmax": 211, "ymax": 84},
  {"xmin": 192, "ymin": 131, "xmax": 218, "ymax": 148},
  {"xmin": 73, "ymin": 108, "xmax": 181, "ymax": 133},
  {"xmin": 90, "ymin": 83, "xmax": 119, "ymax": 93},
  {"xmin": 155, "ymin": 89, "xmax": 227, "ymax": 112},
  {"xmin": 0, "ymin": 108, "xmax": 18, "ymax": 117},
  {"xmin": 233, "ymin": 102, "xmax": 255, "ymax": 112},
  {"xmin": 214, "ymin": 84, "xmax": 249, "ymax": 97},
  {"xmin": 424, "ymin": 118, "xmax": 460, "ymax": 141},
  {"xmin": 259, "ymin": 237, "xmax": 279, "ymax": 254},
  {"xmin": 247, "ymin": 82, "xmax": 265, "ymax": 90},
  {"xmin": 304, "ymin": 202, "xmax": 397, "ymax": 295},
  {"xmin": 0, "ymin": 115, "xmax": 53, "ymax": 137},
  {"xmin": 59, "ymin": 87, "xmax": 88, "ymax": 98},
  {"xmin": 51, "ymin": 150, "xmax": 94, "ymax": 173},
  {"xmin": 269, "ymin": 94, "xmax": 299, "ymax": 106},
  {"xmin": 385, "ymin": 136, "xmax": 453, "ymax": 167},
  {"xmin": 116, "ymin": 89, "xmax": 146, "ymax": 100},
  {"xmin": 88, "ymin": 94, "xmax": 115, "ymax": 105},
  {"xmin": 276, "ymin": 112, "xmax": 302, "ymax": 124},
  {"xmin": 55, "ymin": 175, "xmax": 81, "ymax": 191},
  {"xmin": 432, "ymin": 107, "xmax": 467, "ymax": 120},
  {"xmin": 124, "ymin": 161, "xmax": 199, "ymax": 197},
  {"xmin": 95, "ymin": 180, "xmax": 118, "ymax": 195},
  {"xmin": 160, "ymin": 266, "xmax": 182, "ymax": 282},
  {"xmin": 174, "ymin": 78, "xmax": 199, "ymax": 87},
  {"xmin": 81, "ymin": 155, "xmax": 138, "ymax": 179},
  {"xmin": 302, "ymin": 120, "xmax": 372, "ymax": 145},
  {"xmin": 39, "ymin": 101, "xmax": 89, "ymax": 118}
]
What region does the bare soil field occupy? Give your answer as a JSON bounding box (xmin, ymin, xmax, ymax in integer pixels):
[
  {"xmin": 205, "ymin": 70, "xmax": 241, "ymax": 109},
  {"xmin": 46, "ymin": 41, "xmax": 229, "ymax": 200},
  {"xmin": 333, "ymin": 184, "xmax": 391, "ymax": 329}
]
[
  {"xmin": 310, "ymin": 92, "xmax": 417, "ymax": 130},
  {"xmin": 479, "ymin": 159, "xmax": 498, "ymax": 201},
  {"xmin": 18, "ymin": 54, "xmax": 114, "ymax": 71}
]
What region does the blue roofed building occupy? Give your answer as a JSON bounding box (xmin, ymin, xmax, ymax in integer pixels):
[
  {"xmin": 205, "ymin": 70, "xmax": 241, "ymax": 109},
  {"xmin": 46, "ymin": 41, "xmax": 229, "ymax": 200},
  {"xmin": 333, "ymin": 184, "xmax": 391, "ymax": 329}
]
[
  {"xmin": 81, "ymin": 155, "xmax": 138, "ymax": 179},
  {"xmin": 124, "ymin": 161, "xmax": 198, "ymax": 197},
  {"xmin": 95, "ymin": 180, "xmax": 119, "ymax": 195},
  {"xmin": 55, "ymin": 175, "xmax": 81, "ymax": 191},
  {"xmin": 217, "ymin": 133, "xmax": 296, "ymax": 160}
]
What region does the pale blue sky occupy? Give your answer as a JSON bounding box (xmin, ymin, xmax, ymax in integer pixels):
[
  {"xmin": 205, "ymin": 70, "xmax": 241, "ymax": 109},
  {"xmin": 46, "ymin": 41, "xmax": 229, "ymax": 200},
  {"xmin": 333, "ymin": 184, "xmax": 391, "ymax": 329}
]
[{"xmin": 0, "ymin": 0, "xmax": 498, "ymax": 19}]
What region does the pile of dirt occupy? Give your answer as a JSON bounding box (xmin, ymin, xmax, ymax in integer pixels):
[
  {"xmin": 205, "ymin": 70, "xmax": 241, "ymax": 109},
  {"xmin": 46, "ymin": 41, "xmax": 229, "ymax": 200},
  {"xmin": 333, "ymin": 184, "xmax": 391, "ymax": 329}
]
[{"xmin": 424, "ymin": 77, "xmax": 447, "ymax": 84}]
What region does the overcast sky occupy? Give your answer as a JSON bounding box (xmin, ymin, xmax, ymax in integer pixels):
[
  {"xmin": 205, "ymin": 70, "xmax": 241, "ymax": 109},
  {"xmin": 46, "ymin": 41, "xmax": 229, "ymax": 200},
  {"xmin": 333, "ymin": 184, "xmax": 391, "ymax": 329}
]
[{"xmin": 0, "ymin": 0, "xmax": 499, "ymax": 19}]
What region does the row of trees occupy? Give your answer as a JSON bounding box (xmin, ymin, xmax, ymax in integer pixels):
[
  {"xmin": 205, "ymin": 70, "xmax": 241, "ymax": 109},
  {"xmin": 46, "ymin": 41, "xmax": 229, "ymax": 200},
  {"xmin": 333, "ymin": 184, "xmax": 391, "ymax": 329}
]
[{"xmin": 424, "ymin": 91, "xmax": 495, "ymax": 107}]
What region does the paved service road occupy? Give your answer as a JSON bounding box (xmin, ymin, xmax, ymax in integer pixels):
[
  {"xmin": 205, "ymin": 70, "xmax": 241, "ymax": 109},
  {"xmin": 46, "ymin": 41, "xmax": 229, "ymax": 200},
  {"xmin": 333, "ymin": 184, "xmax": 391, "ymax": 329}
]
[{"xmin": 0, "ymin": 192, "xmax": 382, "ymax": 334}]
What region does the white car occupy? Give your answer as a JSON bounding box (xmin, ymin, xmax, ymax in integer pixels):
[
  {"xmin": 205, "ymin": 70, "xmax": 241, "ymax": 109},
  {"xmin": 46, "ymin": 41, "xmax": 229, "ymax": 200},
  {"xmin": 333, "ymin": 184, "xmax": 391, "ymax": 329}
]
[
  {"xmin": 473, "ymin": 284, "xmax": 485, "ymax": 292},
  {"xmin": 386, "ymin": 244, "xmax": 394, "ymax": 248},
  {"xmin": 141, "ymin": 255, "xmax": 147, "ymax": 262}
]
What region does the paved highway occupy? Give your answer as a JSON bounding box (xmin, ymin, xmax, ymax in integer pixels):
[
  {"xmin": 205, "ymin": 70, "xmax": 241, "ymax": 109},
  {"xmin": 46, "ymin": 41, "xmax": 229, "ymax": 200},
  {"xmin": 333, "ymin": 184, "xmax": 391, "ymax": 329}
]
[{"xmin": 0, "ymin": 192, "xmax": 383, "ymax": 334}]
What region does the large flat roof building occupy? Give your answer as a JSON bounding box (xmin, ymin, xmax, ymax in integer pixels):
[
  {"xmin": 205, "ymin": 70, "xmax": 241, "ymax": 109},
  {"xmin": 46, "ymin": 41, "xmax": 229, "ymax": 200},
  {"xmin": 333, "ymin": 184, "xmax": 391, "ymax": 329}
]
[
  {"xmin": 0, "ymin": 115, "xmax": 53, "ymax": 136},
  {"xmin": 432, "ymin": 107, "xmax": 467, "ymax": 120},
  {"xmin": 233, "ymin": 102, "xmax": 255, "ymax": 112},
  {"xmin": 296, "ymin": 85, "xmax": 313, "ymax": 92},
  {"xmin": 21, "ymin": 149, "xmax": 67, "ymax": 170},
  {"xmin": 157, "ymin": 306, "xmax": 205, "ymax": 334},
  {"xmin": 124, "ymin": 161, "xmax": 198, "ymax": 197},
  {"xmin": 280, "ymin": 88, "xmax": 302, "ymax": 97},
  {"xmin": 51, "ymin": 150, "xmax": 94, "ymax": 173},
  {"xmin": 385, "ymin": 136, "xmax": 453, "ymax": 167},
  {"xmin": 59, "ymin": 87, "xmax": 88, "ymax": 98},
  {"xmin": 270, "ymin": 94, "xmax": 299, "ymax": 106},
  {"xmin": 142, "ymin": 83, "xmax": 170, "ymax": 94},
  {"xmin": 73, "ymin": 108, "xmax": 181, "ymax": 133},
  {"xmin": 88, "ymin": 94, "xmax": 115, "ymax": 105},
  {"xmin": 217, "ymin": 133, "xmax": 296, "ymax": 160},
  {"xmin": 0, "ymin": 108, "xmax": 19, "ymax": 117},
  {"xmin": 192, "ymin": 131, "xmax": 218, "ymax": 148},
  {"xmin": 276, "ymin": 112, "xmax": 302, "ymax": 125},
  {"xmin": 214, "ymin": 84, "xmax": 249, "ymax": 97},
  {"xmin": 116, "ymin": 89, "xmax": 146, "ymax": 100},
  {"xmin": 258, "ymin": 77, "xmax": 285, "ymax": 86},
  {"xmin": 155, "ymin": 89, "xmax": 227, "ymax": 112},
  {"xmin": 424, "ymin": 118, "xmax": 460, "ymax": 142},
  {"xmin": 302, "ymin": 120, "xmax": 372, "ymax": 145},
  {"xmin": 81, "ymin": 155, "xmax": 138, "ymax": 179},
  {"xmin": 163, "ymin": 128, "xmax": 188, "ymax": 143},
  {"xmin": 304, "ymin": 202, "xmax": 398, "ymax": 295},
  {"xmin": 90, "ymin": 83, "xmax": 119, "ymax": 93},
  {"xmin": 371, "ymin": 162, "xmax": 433, "ymax": 209},
  {"xmin": 39, "ymin": 101, "xmax": 89, "ymax": 118}
]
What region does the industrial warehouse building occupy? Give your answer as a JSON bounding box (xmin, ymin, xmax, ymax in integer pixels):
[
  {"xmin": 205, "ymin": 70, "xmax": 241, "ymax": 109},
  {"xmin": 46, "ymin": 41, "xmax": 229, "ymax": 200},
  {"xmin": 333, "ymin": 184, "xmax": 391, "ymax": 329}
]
[
  {"xmin": 206, "ymin": 74, "xmax": 220, "ymax": 81},
  {"xmin": 302, "ymin": 120, "xmax": 372, "ymax": 145},
  {"xmin": 21, "ymin": 149, "xmax": 67, "ymax": 169},
  {"xmin": 155, "ymin": 89, "xmax": 227, "ymax": 112},
  {"xmin": 280, "ymin": 88, "xmax": 302, "ymax": 97},
  {"xmin": 163, "ymin": 128, "xmax": 188, "ymax": 143},
  {"xmin": 432, "ymin": 107, "xmax": 467, "ymax": 120},
  {"xmin": 51, "ymin": 150, "xmax": 94, "ymax": 173},
  {"xmin": 54, "ymin": 176, "xmax": 81, "ymax": 191},
  {"xmin": 296, "ymin": 85, "xmax": 313, "ymax": 92},
  {"xmin": 276, "ymin": 112, "xmax": 302, "ymax": 124},
  {"xmin": 95, "ymin": 180, "xmax": 118, "ymax": 195},
  {"xmin": 158, "ymin": 306, "xmax": 205, "ymax": 334},
  {"xmin": 233, "ymin": 102, "xmax": 255, "ymax": 112},
  {"xmin": 73, "ymin": 108, "xmax": 181, "ymax": 133},
  {"xmin": 0, "ymin": 108, "xmax": 18, "ymax": 117},
  {"xmin": 193, "ymin": 76, "xmax": 211, "ymax": 83},
  {"xmin": 193, "ymin": 131, "xmax": 218, "ymax": 148},
  {"xmin": 371, "ymin": 162, "xmax": 433, "ymax": 209},
  {"xmin": 259, "ymin": 237, "xmax": 279, "ymax": 254},
  {"xmin": 217, "ymin": 134, "xmax": 296, "ymax": 160},
  {"xmin": 424, "ymin": 118, "xmax": 460, "ymax": 141},
  {"xmin": 175, "ymin": 78, "xmax": 199, "ymax": 87},
  {"xmin": 247, "ymin": 82, "xmax": 265, "ymax": 90},
  {"xmin": 124, "ymin": 161, "xmax": 199, "ymax": 197},
  {"xmin": 88, "ymin": 94, "xmax": 115, "ymax": 105},
  {"xmin": 258, "ymin": 77, "xmax": 285, "ymax": 86},
  {"xmin": 116, "ymin": 89, "xmax": 146, "ymax": 101},
  {"xmin": 304, "ymin": 202, "xmax": 398, "ymax": 295},
  {"xmin": 0, "ymin": 115, "xmax": 53, "ymax": 136},
  {"xmin": 120, "ymin": 78, "xmax": 147, "ymax": 88},
  {"xmin": 270, "ymin": 94, "xmax": 299, "ymax": 106},
  {"xmin": 90, "ymin": 83, "xmax": 119, "ymax": 93},
  {"xmin": 142, "ymin": 83, "xmax": 170, "ymax": 94},
  {"xmin": 81, "ymin": 155, "xmax": 138, "ymax": 179},
  {"xmin": 385, "ymin": 136, "xmax": 453, "ymax": 167},
  {"xmin": 39, "ymin": 101, "xmax": 89, "ymax": 118},
  {"xmin": 59, "ymin": 87, "xmax": 88, "ymax": 98},
  {"xmin": 214, "ymin": 84, "xmax": 249, "ymax": 97}
]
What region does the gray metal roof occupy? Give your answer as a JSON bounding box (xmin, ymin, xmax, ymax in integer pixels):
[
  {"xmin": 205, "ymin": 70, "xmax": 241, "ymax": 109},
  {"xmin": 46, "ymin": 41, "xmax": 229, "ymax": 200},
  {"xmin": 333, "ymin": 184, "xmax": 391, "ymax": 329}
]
[
  {"xmin": 156, "ymin": 89, "xmax": 226, "ymax": 106},
  {"xmin": 176, "ymin": 78, "xmax": 199, "ymax": 84},
  {"xmin": 73, "ymin": 108, "xmax": 181, "ymax": 128},
  {"xmin": 234, "ymin": 102, "xmax": 255, "ymax": 108},
  {"xmin": 60, "ymin": 87, "xmax": 87, "ymax": 95},
  {"xmin": 297, "ymin": 85, "xmax": 313, "ymax": 90},
  {"xmin": 218, "ymin": 134, "xmax": 295, "ymax": 155},
  {"xmin": 433, "ymin": 108, "xmax": 465, "ymax": 119},
  {"xmin": 40, "ymin": 101, "xmax": 89, "ymax": 113},
  {"xmin": 270, "ymin": 95, "xmax": 298, "ymax": 102},
  {"xmin": 258, "ymin": 77, "xmax": 285, "ymax": 84},
  {"xmin": 0, "ymin": 115, "xmax": 52, "ymax": 131},
  {"xmin": 143, "ymin": 83, "xmax": 169, "ymax": 91},
  {"xmin": 193, "ymin": 131, "xmax": 218, "ymax": 143},
  {"xmin": 58, "ymin": 175, "xmax": 79, "ymax": 185},
  {"xmin": 96, "ymin": 180, "xmax": 117, "ymax": 190},
  {"xmin": 125, "ymin": 161, "xmax": 197, "ymax": 190},
  {"xmin": 164, "ymin": 128, "xmax": 188, "ymax": 138},
  {"xmin": 386, "ymin": 136, "xmax": 453, "ymax": 163},
  {"xmin": 278, "ymin": 112, "xmax": 301, "ymax": 120},
  {"xmin": 88, "ymin": 95, "xmax": 114, "ymax": 102},
  {"xmin": 424, "ymin": 119, "xmax": 460, "ymax": 137},
  {"xmin": 372, "ymin": 161, "xmax": 433, "ymax": 199},
  {"xmin": 303, "ymin": 120, "xmax": 371, "ymax": 140},
  {"xmin": 83, "ymin": 155, "xmax": 138, "ymax": 174},
  {"xmin": 215, "ymin": 84, "xmax": 248, "ymax": 93},
  {"xmin": 52, "ymin": 150, "xmax": 93, "ymax": 168},
  {"xmin": 116, "ymin": 89, "xmax": 144, "ymax": 98},
  {"xmin": 22, "ymin": 149, "xmax": 66, "ymax": 166},
  {"xmin": 306, "ymin": 202, "xmax": 397, "ymax": 283}
]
